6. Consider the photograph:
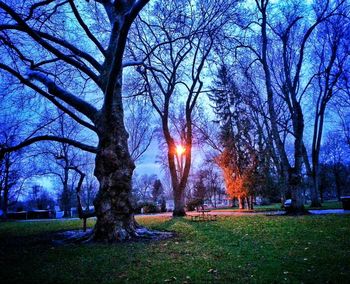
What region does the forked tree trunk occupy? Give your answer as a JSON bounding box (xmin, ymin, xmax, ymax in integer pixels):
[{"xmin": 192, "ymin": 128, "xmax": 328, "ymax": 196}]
[
  {"xmin": 165, "ymin": 132, "xmax": 192, "ymax": 217},
  {"xmin": 168, "ymin": 150, "xmax": 186, "ymax": 217},
  {"xmin": 89, "ymin": 0, "xmax": 150, "ymax": 241}
]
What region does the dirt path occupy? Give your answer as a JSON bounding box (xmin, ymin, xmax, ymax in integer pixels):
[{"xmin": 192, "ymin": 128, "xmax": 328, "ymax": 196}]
[{"xmin": 138, "ymin": 208, "xmax": 350, "ymax": 218}]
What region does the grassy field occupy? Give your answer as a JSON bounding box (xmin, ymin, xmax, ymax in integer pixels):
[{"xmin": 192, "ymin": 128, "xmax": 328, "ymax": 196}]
[
  {"xmin": 308, "ymin": 200, "xmax": 343, "ymax": 210},
  {"xmin": 0, "ymin": 215, "xmax": 349, "ymax": 284},
  {"xmin": 212, "ymin": 200, "xmax": 343, "ymax": 212}
]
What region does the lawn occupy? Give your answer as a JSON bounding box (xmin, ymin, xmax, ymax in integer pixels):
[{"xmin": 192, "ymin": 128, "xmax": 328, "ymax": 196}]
[
  {"xmin": 0, "ymin": 215, "xmax": 349, "ymax": 284},
  {"xmin": 212, "ymin": 200, "xmax": 343, "ymax": 212}
]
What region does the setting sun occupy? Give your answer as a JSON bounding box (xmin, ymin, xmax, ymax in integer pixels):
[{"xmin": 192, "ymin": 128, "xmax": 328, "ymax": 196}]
[{"xmin": 176, "ymin": 144, "xmax": 185, "ymax": 155}]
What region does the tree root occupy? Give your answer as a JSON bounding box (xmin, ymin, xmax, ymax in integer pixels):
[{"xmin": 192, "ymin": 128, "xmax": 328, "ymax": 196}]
[{"xmin": 52, "ymin": 227, "xmax": 174, "ymax": 245}]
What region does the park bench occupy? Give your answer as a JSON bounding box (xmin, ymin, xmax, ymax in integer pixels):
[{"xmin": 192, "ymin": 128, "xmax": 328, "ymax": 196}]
[{"xmin": 190, "ymin": 209, "xmax": 217, "ymax": 222}]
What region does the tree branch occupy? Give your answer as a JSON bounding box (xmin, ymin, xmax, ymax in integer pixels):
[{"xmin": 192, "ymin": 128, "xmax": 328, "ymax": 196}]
[
  {"xmin": 0, "ymin": 3, "xmax": 101, "ymax": 84},
  {"xmin": 28, "ymin": 71, "xmax": 99, "ymax": 122},
  {"xmin": 0, "ymin": 24, "xmax": 101, "ymax": 75},
  {"xmin": 0, "ymin": 64, "xmax": 98, "ymax": 132},
  {"xmin": 68, "ymin": 0, "xmax": 106, "ymax": 56},
  {"xmin": 0, "ymin": 136, "xmax": 97, "ymax": 159}
]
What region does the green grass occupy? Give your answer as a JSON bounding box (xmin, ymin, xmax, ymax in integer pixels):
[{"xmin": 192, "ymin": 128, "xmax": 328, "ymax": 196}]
[
  {"xmin": 212, "ymin": 200, "xmax": 343, "ymax": 212},
  {"xmin": 0, "ymin": 215, "xmax": 349, "ymax": 284},
  {"xmin": 308, "ymin": 200, "xmax": 343, "ymax": 210},
  {"xmin": 211, "ymin": 203, "xmax": 282, "ymax": 212}
]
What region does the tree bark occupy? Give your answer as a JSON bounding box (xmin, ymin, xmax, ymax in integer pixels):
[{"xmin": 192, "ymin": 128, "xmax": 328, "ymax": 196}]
[
  {"xmin": 303, "ymin": 144, "xmax": 321, "ymax": 207},
  {"xmin": 288, "ymin": 168, "xmax": 307, "ymax": 214},
  {"xmin": 90, "ymin": 0, "xmax": 149, "ymax": 242},
  {"xmin": 310, "ymin": 166, "xmax": 321, "ymax": 207},
  {"xmin": 168, "ymin": 142, "xmax": 187, "ymax": 217},
  {"xmin": 173, "ymin": 185, "xmax": 186, "ymax": 216},
  {"xmin": 93, "ymin": 108, "xmax": 137, "ymax": 242}
]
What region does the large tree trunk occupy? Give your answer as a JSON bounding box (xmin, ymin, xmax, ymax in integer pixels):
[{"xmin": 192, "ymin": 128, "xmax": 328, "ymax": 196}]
[
  {"xmin": 92, "ymin": 77, "xmax": 138, "ymax": 242},
  {"xmin": 303, "ymin": 144, "xmax": 321, "ymax": 207},
  {"xmin": 173, "ymin": 185, "xmax": 186, "ymax": 216},
  {"xmin": 93, "ymin": 125, "xmax": 137, "ymax": 242},
  {"xmin": 288, "ymin": 106, "xmax": 307, "ymax": 214},
  {"xmin": 168, "ymin": 149, "xmax": 186, "ymax": 217},
  {"xmin": 163, "ymin": 122, "xmax": 192, "ymax": 217},
  {"xmin": 280, "ymin": 167, "xmax": 290, "ymax": 202},
  {"xmin": 311, "ymin": 167, "xmax": 321, "ymax": 207},
  {"xmin": 288, "ymin": 168, "xmax": 307, "ymax": 214},
  {"xmin": 89, "ymin": 0, "xmax": 150, "ymax": 241}
]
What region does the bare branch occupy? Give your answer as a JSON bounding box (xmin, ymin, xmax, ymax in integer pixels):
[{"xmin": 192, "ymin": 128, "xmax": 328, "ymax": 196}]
[
  {"xmin": 0, "ymin": 136, "xmax": 97, "ymax": 158},
  {"xmin": 28, "ymin": 71, "xmax": 99, "ymax": 122},
  {"xmin": 0, "ymin": 63, "xmax": 98, "ymax": 132},
  {"xmin": 0, "ymin": 2, "xmax": 101, "ymax": 84},
  {"xmin": 68, "ymin": 0, "xmax": 106, "ymax": 56}
]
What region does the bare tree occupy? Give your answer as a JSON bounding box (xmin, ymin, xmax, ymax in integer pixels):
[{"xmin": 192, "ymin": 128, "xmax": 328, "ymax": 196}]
[
  {"xmin": 236, "ymin": 0, "xmax": 348, "ymax": 213},
  {"xmin": 308, "ymin": 13, "xmax": 350, "ymax": 206},
  {"xmin": 0, "ymin": 0, "xmax": 149, "ymax": 242},
  {"xmin": 132, "ymin": 173, "xmax": 157, "ymax": 203},
  {"xmin": 128, "ymin": 0, "xmax": 237, "ymax": 216}
]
